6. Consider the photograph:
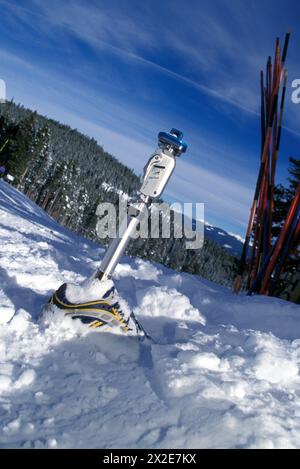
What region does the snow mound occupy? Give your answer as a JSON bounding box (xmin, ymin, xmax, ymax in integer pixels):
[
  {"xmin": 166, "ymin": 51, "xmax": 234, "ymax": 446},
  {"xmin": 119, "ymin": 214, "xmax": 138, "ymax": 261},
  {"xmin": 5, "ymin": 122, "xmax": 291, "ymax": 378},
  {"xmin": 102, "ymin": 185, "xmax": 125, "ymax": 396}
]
[
  {"xmin": 136, "ymin": 286, "xmax": 206, "ymax": 324},
  {"xmin": 254, "ymin": 352, "xmax": 298, "ymax": 384}
]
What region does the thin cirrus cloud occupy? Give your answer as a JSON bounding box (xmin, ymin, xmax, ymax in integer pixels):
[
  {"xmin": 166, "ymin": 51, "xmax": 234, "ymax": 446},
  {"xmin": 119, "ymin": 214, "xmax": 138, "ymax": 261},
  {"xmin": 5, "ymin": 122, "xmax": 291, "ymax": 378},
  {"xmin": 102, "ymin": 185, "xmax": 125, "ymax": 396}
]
[
  {"xmin": 0, "ymin": 0, "xmax": 263, "ymax": 113},
  {"xmin": 30, "ymin": 0, "xmax": 298, "ymax": 116},
  {"xmin": 33, "ymin": 0, "xmax": 263, "ymax": 113},
  {"xmin": 1, "ymin": 0, "xmax": 299, "ymax": 112},
  {"xmin": 17, "ymin": 0, "xmax": 300, "ymax": 134}
]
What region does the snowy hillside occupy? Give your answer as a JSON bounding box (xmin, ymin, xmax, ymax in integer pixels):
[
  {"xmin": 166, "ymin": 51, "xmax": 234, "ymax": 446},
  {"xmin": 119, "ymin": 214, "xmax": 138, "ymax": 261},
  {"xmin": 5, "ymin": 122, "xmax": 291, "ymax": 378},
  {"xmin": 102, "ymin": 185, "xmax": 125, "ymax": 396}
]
[{"xmin": 1, "ymin": 180, "xmax": 300, "ymax": 449}]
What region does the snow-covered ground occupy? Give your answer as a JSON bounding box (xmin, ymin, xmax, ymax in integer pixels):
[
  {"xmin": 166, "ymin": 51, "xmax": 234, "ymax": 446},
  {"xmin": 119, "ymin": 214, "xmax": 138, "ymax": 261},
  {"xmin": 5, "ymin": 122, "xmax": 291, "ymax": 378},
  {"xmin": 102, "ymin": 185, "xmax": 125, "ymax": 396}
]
[{"xmin": 0, "ymin": 180, "xmax": 300, "ymax": 449}]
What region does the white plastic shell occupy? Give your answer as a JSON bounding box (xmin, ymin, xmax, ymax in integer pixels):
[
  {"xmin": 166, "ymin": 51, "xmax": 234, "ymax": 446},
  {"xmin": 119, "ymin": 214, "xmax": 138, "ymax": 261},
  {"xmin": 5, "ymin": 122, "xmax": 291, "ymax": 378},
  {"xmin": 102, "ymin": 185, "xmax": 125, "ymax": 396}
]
[{"xmin": 139, "ymin": 150, "xmax": 176, "ymax": 198}]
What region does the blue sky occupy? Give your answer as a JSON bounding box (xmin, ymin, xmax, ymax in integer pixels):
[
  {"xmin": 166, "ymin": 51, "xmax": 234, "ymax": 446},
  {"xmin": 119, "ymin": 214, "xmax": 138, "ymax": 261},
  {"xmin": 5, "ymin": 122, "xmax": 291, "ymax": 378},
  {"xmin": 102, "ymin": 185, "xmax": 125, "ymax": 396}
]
[{"xmin": 0, "ymin": 0, "xmax": 299, "ymax": 236}]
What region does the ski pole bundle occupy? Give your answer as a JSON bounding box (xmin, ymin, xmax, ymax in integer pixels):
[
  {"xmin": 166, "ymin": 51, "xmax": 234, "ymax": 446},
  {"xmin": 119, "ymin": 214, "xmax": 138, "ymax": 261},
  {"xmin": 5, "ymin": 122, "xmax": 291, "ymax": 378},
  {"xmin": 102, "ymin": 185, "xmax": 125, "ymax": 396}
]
[{"xmin": 233, "ymin": 32, "xmax": 292, "ymax": 295}]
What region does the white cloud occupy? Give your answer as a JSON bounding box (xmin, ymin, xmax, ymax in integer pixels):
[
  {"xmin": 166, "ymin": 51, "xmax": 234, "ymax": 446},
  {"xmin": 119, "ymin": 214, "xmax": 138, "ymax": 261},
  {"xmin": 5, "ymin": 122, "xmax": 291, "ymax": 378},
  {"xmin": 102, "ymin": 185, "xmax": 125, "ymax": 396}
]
[{"xmin": 166, "ymin": 159, "xmax": 254, "ymax": 228}]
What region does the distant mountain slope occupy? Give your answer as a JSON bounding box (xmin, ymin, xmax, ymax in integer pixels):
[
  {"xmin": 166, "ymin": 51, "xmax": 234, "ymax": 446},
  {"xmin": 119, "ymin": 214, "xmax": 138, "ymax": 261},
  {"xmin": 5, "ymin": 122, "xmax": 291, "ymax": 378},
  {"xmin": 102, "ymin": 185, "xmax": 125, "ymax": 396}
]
[{"xmin": 204, "ymin": 223, "xmax": 243, "ymax": 255}]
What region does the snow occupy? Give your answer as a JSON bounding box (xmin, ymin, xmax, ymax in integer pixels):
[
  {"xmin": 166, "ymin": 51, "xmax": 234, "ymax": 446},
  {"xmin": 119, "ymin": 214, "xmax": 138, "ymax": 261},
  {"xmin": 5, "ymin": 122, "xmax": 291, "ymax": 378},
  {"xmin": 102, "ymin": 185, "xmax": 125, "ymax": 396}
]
[
  {"xmin": 135, "ymin": 286, "xmax": 205, "ymax": 323},
  {"xmin": 66, "ymin": 278, "xmax": 115, "ymax": 303},
  {"xmin": 0, "ymin": 179, "xmax": 300, "ymax": 449},
  {"xmin": 101, "ymin": 181, "xmax": 127, "ymax": 199}
]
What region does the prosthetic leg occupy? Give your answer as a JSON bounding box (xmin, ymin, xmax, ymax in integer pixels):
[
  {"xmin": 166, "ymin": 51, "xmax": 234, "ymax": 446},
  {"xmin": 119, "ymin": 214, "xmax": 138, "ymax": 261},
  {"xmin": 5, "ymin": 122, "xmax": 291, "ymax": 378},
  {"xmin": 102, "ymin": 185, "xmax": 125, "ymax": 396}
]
[{"xmin": 42, "ymin": 129, "xmax": 187, "ymax": 337}]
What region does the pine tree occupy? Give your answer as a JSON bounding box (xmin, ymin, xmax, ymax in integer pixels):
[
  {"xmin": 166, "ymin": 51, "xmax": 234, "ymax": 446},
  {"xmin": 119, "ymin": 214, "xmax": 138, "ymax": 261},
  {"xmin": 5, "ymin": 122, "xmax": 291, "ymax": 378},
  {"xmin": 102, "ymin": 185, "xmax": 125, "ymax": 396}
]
[
  {"xmin": 24, "ymin": 124, "xmax": 52, "ymax": 199},
  {"xmin": 6, "ymin": 113, "xmax": 39, "ymax": 187},
  {"xmin": 0, "ymin": 115, "xmax": 19, "ymax": 169}
]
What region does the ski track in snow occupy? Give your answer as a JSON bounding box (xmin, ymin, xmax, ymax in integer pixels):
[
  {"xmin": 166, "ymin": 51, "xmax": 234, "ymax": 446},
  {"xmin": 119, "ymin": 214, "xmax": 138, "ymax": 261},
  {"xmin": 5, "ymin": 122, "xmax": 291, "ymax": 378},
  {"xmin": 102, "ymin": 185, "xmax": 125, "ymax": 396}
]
[{"xmin": 0, "ymin": 180, "xmax": 300, "ymax": 449}]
